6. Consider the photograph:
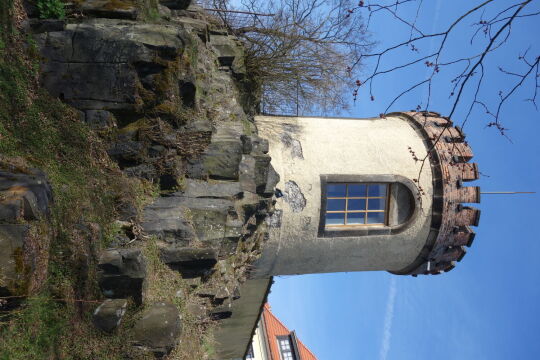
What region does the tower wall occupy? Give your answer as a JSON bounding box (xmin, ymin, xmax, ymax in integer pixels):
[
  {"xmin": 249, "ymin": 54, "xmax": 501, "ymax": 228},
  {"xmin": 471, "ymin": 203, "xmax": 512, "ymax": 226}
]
[{"xmin": 252, "ymin": 114, "xmax": 436, "ymax": 277}]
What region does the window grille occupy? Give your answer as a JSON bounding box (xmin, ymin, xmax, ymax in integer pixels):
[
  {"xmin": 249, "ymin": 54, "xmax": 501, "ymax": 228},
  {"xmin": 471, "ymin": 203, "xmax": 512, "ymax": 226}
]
[
  {"xmin": 325, "ymin": 183, "xmax": 389, "ymax": 227},
  {"xmin": 245, "ymin": 344, "xmax": 255, "ymax": 360},
  {"xmin": 277, "ymin": 336, "xmax": 296, "ymax": 360}
]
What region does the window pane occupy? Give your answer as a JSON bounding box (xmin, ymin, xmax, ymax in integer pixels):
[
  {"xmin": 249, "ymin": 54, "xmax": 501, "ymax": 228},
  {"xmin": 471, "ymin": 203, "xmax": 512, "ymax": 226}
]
[
  {"xmin": 348, "ymin": 199, "xmax": 366, "ymax": 211},
  {"xmin": 368, "ymin": 184, "xmax": 387, "ymax": 197},
  {"xmin": 348, "ymin": 184, "xmax": 367, "ymax": 197},
  {"xmin": 325, "ymin": 182, "xmax": 389, "ymax": 228},
  {"xmin": 347, "ymin": 212, "xmax": 365, "ymax": 224},
  {"xmin": 246, "ymin": 344, "xmax": 254, "ymax": 359},
  {"xmin": 326, "ymin": 213, "xmax": 345, "ymax": 225},
  {"xmin": 367, "ymin": 212, "xmax": 385, "ymax": 224},
  {"xmin": 327, "ymin": 184, "xmax": 346, "ymax": 197},
  {"xmin": 368, "ymin": 198, "xmax": 386, "ymax": 210},
  {"xmin": 327, "ymin": 199, "xmax": 346, "ymax": 211}
]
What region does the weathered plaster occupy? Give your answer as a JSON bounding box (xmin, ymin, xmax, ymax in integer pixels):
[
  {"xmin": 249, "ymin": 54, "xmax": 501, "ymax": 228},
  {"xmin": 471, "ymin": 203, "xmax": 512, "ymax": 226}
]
[{"xmin": 283, "ymin": 180, "xmax": 306, "ymax": 213}]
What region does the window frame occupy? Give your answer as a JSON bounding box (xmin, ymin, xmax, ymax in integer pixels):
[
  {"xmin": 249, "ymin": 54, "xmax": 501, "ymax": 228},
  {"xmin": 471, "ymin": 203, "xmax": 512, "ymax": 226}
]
[
  {"xmin": 277, "ymin": 335, "xmax": 296, "ymax": 360},
  {"xmin": 318, "ymin": 174, "xmax": 420, "ymax": 238},
  {"xmin": 325, "ymin": 183, "xmax": 390, "ymax": 227},
  {"xmin": 245, "ymin": 344, "xmax": 255, "ymax": 360}
]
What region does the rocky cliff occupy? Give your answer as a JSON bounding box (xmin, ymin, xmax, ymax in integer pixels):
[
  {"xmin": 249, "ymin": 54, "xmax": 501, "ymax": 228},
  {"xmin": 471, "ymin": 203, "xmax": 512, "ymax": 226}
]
[{"xmin": 0, "ymin": 0, "xmax": 276, "ymax": 358}]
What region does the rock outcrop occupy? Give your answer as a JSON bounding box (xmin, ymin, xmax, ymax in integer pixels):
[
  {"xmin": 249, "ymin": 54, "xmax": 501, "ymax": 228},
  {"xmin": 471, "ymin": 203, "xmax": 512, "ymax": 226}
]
[
  {"xmin": 98, "ymin": 248, "xmax": 146, "ymax": 305},
  {"xmin": 92, "ymin": 298, "xmax": 128, "ymax": 333},
  {"xmin": 133, "ymin": 302, "xmax": 182, "ymax": 357},
  {"xmin": 28, "ymin": 0, "xmax": 276, "ymax": 356}
]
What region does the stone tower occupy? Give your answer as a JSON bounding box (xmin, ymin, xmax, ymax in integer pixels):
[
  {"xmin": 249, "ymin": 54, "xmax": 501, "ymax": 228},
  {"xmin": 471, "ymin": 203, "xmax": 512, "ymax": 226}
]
[{"xmin": 252, "ymin": 111, "xmax": 480, "ymax": 277}]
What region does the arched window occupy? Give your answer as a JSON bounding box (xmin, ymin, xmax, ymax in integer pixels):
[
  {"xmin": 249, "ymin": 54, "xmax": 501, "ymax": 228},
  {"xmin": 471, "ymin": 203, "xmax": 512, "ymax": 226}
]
[{"xmin": 317, "ymin": 175, "xmax": 417, "ymax": 237}]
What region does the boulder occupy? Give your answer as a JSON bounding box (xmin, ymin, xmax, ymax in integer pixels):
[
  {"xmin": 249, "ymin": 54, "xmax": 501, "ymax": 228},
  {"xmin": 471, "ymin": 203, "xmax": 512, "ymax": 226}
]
[
  {"xmin": 219, "ymin": 237, "xmax": 241, "ymax": 257},
  {"xmin": 36, "ymin": 21, "xmax": 187, "ymax": 112},
  {"xmin": 0, "ymin": 169, "xmax": 53, "ymax": 221},
  {"xmin": 74, "ymin": 0, "xmax": 139, "ymax": 20},
  {"xmin": 160, "ymin": 0, "xmax": 191, "ymax": 10},
  {"xmin": 98, "ymin": 248, "xmax": 146, "ymax": 305},
  {"xmin": 209, "ymin": 34, "xmax": 246, "ymax": 75},
  {"xmin": 124, "ymin": 164, "xmax": 157, "ymax": 180},
  {"xmin": 142, "ymin": 195, "xmax": 239, "ymax": 245},
  {"xmin": 189, "ymin": 207, "xmax": 227, "ymax": 242},
  {"xmin": 158, "ymin": 4, "xmax": 172, "ymax": 20},
  {"xmin": 240, "ymin": 135, "xmax": 269, "ymax": 155},
  {"xmin": 225, "ymin": 215, "xmax": 243, "ymax": 238},
  {"xmin": 186, "ymin": 303, "xmax": 207, "ymax": 320},
  {"xmin": 203, "ymin": 140, "xmax": 243, "ymax": 180},
  {"xmin": 238, "ymin": 192, "xmax": 273, "ymax": 222},
  {"xmin": 40, "ymin": 62, "xmax": 140, "ymax": 111},
  {"xmin": 107, "ymin": 141, "xmax": 145, "ymax": 163},
  {"xmin": 141, "ymin": 197, "xmax": 197, "ymax": 245},
  {"xmin": 181, "ymin": 197, "xmax": 237, "ymax": 243},
  {"xmin": 84, "ymin": 110, "xmax": 117, "ymax": 130},
  {"xmin": 159, "ymin": 247, "xmax": 217, "ymax": 278},
  {"xmin": 209, "ymin": 298, "xmax": 233, "ymax": 320},
  {"xmin": 28, "ymin": 19, "xmax": 65, "ymax": 34},
  {"xmin": 183, "ymin": 277, "xmax": 201, "ymax": 289},
  {"xmin": 239, "ymin": 154, "xmax": 272, "ymax": 194},
  {"xmin": 196, "ymin": 287, "xmax": 218, "ymax": 298},
  {"xmin": 183, "ymin": 179, "xmax": 242, "ymax": 199},
  {"xmin": 133, "ymin": 302, "xmax": 182, "ymax": 357},
  {"xmin": 264, "ymin": 164, "xmax": 280, "ymax": 197},
  {"xmin": 214, "ymin": 286, "xmax": 231, "ymax": 301},
  {"xmin": 93, "ymin": 299, "xmax": 128, "ymax": 333}
]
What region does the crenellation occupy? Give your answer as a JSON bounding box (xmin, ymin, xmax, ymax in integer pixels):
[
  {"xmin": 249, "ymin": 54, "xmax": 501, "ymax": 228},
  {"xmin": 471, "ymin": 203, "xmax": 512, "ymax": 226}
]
[
  {"xmin": 456, "ymin": 186, "xmax": 481, "ymax": 204},
  {"xmin": 458, "ymin": 162, "xmax": 480, "ymax": 181},
  {"xmin": 392, "ymin": 111, "xmax": 481, "ymax": 276},
  {"xmin": 455, "ymin": 206, "xmax": 481, "ymax": 227},
  {"xmin": 439, "ymin": 246, "xmax": 467, "ymax": 263}
]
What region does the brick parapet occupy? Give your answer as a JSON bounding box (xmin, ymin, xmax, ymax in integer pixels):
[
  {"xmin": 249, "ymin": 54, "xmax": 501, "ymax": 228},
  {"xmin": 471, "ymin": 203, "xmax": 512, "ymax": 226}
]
[{"xmin": 388, "ymin": 111, "xmax": 480, "ymax": 276}]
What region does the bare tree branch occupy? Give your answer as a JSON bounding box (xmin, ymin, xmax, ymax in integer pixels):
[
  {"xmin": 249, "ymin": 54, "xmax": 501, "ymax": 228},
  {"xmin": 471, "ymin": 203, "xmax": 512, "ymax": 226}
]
[
  {"xmin": 206, "ymin": 0, "xmax": 372, "ymax": 115},
  {"xmin": 342, "ymin": 0, "xmax": 538, "ymax": 185},
  {"xmin": 348, "ymin": 0, "xmax": 537, "ymax": 135}
]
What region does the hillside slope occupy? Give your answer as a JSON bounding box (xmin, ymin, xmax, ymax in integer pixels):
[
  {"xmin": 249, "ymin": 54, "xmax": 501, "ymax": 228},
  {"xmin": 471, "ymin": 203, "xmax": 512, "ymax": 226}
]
[{"xmin": 0, "ymin": 1, "xmax": 275, "ymax": 358}]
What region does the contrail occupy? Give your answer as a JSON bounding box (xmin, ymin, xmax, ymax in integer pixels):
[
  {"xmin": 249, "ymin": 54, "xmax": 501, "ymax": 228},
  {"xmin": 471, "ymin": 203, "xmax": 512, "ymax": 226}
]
[{"xmin": 379, "ymin": 277, "xmax": 398, "ymax": 360}]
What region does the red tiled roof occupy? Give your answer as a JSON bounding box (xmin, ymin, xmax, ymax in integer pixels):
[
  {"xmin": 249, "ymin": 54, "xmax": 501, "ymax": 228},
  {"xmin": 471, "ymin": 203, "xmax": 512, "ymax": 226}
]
[{"xmin": 262, "ymin": 303, "xmax": 318, "ymax": 360}]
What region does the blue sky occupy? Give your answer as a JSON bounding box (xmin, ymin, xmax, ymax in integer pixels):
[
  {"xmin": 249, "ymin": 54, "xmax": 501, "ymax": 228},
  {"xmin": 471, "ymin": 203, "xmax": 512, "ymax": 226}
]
[{"xmin": 265, "ymin": 1, "xmax": 540, "ymax": 359}]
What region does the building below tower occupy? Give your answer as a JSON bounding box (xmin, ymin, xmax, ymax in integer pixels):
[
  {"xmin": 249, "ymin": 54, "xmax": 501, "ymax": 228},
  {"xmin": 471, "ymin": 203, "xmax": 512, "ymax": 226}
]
[{"xmin": 245, "ymin": 303, "xmax": 318, "ymax": 360}]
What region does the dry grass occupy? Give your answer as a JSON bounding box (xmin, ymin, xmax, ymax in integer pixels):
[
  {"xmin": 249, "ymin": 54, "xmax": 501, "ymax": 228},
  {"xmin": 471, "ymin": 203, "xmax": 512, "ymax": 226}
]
[
  {"xmin": 0, "ymin": 1, "xmax": 153, "ymax": 358},
  {"xmin": 141, "ymin": 237, "xmax": 217, "ymax": 360}
]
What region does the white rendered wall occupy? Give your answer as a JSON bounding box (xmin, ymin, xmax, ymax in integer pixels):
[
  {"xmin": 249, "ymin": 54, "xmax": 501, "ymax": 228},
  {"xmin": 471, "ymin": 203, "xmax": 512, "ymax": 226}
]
[
  {"xmin": 252, "ymin": 115, "xmax": 434, "ymax": 277},
  {"xmin": 248, "ymin": 319, "xmax": 270, "ymax": 360}
]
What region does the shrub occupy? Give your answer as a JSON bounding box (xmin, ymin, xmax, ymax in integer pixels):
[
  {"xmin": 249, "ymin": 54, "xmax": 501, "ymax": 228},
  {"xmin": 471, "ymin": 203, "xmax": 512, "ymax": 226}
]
[{"xmin": 37, "ymin": 0, "xmax": 65, "ymax": 19}]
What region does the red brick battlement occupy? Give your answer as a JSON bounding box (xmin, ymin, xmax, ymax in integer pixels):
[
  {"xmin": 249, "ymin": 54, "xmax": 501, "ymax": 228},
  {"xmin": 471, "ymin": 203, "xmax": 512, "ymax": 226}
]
[{"xmin": 389, "ymin": 111, "xmax": 480, "ymax": 276}]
